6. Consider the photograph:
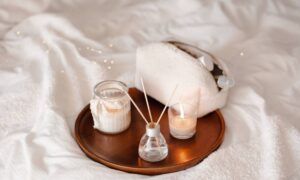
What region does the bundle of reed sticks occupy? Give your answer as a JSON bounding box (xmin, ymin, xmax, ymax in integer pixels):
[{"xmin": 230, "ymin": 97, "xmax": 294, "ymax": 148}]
[{"xmin": 123, "ymin": 78, "xmax": 177, "ymax": 127}]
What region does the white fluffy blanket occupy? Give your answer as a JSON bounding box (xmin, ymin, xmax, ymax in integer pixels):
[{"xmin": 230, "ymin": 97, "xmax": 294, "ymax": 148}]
[{"xmin": 0, "ymin": 0, "xmax": 300, "ymax": 179}]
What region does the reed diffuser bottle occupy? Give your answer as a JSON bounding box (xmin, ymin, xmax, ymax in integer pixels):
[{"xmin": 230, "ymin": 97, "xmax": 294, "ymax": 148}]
[
  {"xmin": 124, "ymin": 78, "xmax": 177, "ymax": 162},
  {"xmin": 138, "ymin": 123, "xmax": 168, "ymax": 162}
]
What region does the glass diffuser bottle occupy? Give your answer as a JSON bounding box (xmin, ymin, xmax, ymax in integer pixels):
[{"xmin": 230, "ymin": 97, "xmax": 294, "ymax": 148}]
[{"xmin": 138, "ymin": 123, "xmax": 168, "ymax": 162}]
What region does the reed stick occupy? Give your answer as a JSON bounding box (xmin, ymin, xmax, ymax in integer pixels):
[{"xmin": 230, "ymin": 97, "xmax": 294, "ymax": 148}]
[
  {"xmin": 124, "ymin": 91, "xmax": 149, "ymax": 125},
  {"xmin": 156, "ymin": 85, "xmax": 178, "ymax": 125},
  {"xmin": 140, "ymin": 78, "xmax": 153, "ymax": 123}
]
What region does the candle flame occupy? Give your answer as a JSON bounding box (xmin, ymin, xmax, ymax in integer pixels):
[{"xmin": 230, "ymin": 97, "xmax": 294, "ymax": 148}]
[{"xmin": 179, "ymin": 104, "xmax": 184, "ymax": 118}]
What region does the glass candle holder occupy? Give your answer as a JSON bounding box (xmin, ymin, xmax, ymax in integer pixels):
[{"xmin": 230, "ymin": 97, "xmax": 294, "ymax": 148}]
[
  {"xmin": 138, "ymin": 123, "xmax": 168, "ymax": 162},
  {"xmin": 90, "ymin": 80, "xmax": 131, "ymax": 134},
  {"xmin": 168, "ymin": 103, "xmax": 197, "ymax": 139}
]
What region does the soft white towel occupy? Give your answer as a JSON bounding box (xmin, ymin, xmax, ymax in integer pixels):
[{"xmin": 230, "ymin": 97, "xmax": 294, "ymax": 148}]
[{"xmin": 135, "ymin": 42, "xmax": 229, "ymax": 117}]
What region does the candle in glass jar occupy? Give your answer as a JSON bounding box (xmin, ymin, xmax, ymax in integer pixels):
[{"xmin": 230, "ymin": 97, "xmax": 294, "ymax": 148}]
[
  {"xmin": 97, "ymin": 101, "xmax": 131, "ymax": 133},
  {"xmin": 168, "ymin": 103, "xmax": 197, "ymax": 139},
  {"xmin": 169, "ymin": 115, "xmax": 196, "ymax": 138},
  {"xmin": 90, "ymin": 80, "xmax": 131, "ymax": 134}
]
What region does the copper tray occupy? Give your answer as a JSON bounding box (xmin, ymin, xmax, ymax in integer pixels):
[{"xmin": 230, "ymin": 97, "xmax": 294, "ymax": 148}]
[{"xmin": 75, "ymin": 88, "xmax": 225, "ymax": 175}]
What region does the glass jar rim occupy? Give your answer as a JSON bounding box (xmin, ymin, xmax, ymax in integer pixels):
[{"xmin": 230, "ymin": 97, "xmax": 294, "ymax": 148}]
[
  {"xmin": 93, "ymin": 80, "xmax": 128, "ymax": 100},
  {"xmin": 169, "ymin": 102, "xmax": 194, "ymax": 108},
  {"xmin": 168, "ymin": 102, "xmax": 197, "ymax": 116}
]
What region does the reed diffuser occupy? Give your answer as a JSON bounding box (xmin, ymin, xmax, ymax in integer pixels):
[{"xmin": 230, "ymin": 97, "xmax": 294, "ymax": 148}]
[{"xmin": 124, "ymin": 78, "xmax": 177, "ymax": 162}]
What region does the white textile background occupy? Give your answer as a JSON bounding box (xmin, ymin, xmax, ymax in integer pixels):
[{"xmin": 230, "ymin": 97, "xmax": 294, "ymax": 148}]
[{"xmin": 0, "ymin": 0, "xmax": 300, "ymax": 179}]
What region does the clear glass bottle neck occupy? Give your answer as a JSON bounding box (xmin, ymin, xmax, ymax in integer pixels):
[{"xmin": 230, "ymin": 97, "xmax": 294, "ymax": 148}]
[{"xmin": 146, "ymin": 123, "xmax": 160, "ymax": 137}]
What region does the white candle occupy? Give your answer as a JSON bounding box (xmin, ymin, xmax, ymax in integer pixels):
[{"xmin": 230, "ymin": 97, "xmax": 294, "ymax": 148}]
[
  {"xmin": 90, "ymin": 80, "xmax": 131, "ymax": 134},
  {"xmin": 169, "ymin": 115, "xmax": 197, "ymax": 139},
  {"xmin": 168, "ymin": 103, "xmax": 197, "ymax": 139},
  {"xmin": 95, "ymin": 103, "xmax": 131, "ymax": 134}
]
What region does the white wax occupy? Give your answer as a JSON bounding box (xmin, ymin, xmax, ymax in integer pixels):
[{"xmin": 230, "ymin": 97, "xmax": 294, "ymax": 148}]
[
  {"xmin": 169, "ymin": 115, "xmax": 197, "ymax": 138},
  {"xmin": 91, "ymin": 100, "xmax": 131, "ymax": 134}
]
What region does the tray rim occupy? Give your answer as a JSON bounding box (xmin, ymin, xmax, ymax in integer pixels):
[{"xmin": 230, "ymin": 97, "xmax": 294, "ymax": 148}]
[{"xmin": 74, "ymin": 91, "xmax": 225, "ymax": 175}]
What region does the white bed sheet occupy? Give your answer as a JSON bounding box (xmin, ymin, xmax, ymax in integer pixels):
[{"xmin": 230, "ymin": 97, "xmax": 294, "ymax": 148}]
[{"xmin": 0, "ymin": 0, "xmax": 300, "ymax": 179}]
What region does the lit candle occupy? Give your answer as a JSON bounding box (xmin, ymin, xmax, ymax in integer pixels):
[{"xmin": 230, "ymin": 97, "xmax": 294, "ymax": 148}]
[{"xmin": 168, "ymin": 103, "xmax": 197, "ymax": 139}]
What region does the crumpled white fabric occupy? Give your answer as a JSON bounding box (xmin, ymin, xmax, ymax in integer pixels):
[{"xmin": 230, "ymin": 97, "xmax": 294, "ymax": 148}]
[{"xmin": 0, "ymin": 0, "xmax": 300, "ymax": 180}]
